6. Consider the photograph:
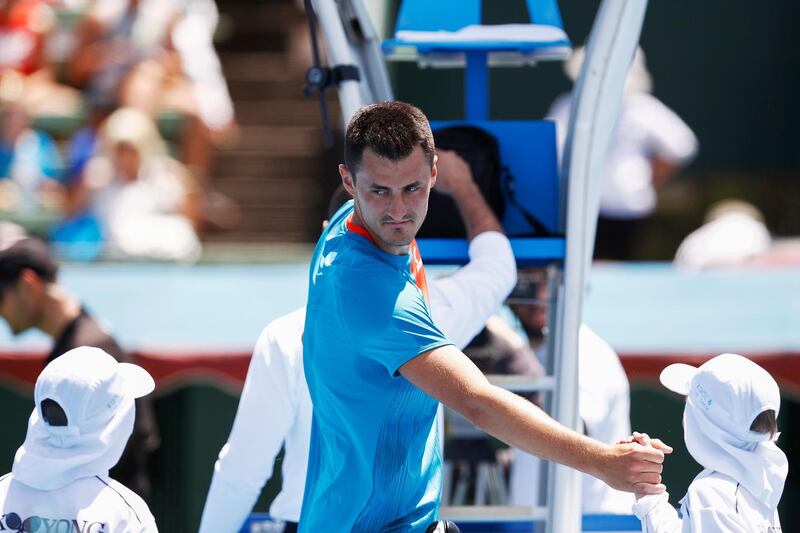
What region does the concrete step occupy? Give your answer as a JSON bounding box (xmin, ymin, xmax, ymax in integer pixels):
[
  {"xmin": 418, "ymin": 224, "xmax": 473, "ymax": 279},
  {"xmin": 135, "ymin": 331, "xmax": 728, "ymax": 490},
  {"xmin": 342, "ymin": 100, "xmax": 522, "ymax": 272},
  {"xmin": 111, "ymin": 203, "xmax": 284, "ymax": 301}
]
[
  {"xmin": 214, "ymin": 176, "xmax": 324, "ymax": 206},
  {"xmin": 202, "ymin": 229, "xmax": 314, "ymax": 243},
  {"xmin": 212, "ymin": 152, "xmax": 328, "ymax": 179},
  {"xmin": 233, "ymin": 205, "xmax": 325, "ymax": 232},
  {"xmin": 232, "ymin": 125, "xmax": 325, "ymax": 154},
  {"xmin": 233, "ymin": 100, "xmax": 340, "ymax": 126},
  {"xmin": 221, "ymin": 52, "xmax": 309, "ymax": 81},
  {"xmin": 228, "ymin": 78, "xmax": 304, "ymax": 100},
  {"xmin": 221, "ymin": 4, "xmax": 306, "ymax": 34}
]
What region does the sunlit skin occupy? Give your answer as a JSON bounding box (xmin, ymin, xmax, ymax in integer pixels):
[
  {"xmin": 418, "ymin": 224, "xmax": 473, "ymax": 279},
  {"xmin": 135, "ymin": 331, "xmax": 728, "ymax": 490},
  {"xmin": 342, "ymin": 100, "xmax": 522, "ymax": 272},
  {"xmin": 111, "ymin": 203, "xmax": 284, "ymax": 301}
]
[
  {"xmin": 0, "ymin": 274, "xmax": 40, "ymax": 335},
  {"xmin": 113, "ymin": 142, "xmax": 142, "ymax": 182},
  {"xmin": 340, "ymin": 146, "xmax": 437, "ymax": 255}
]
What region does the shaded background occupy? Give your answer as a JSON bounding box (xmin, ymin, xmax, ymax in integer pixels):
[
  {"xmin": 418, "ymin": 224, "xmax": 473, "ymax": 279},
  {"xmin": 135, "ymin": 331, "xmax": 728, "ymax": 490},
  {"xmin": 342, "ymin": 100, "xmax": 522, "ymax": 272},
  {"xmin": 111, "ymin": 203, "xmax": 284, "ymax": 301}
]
[{"xmin": 392, "ymin": 0, "xmax": 800, "ymax": 259}]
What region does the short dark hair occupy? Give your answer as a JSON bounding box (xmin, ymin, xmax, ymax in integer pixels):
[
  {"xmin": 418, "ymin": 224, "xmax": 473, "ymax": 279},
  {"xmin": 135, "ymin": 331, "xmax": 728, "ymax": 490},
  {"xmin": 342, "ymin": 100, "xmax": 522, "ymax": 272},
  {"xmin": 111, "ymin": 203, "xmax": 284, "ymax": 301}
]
[
  {"xmin": 0, "ymin": 237, "xmax": 58, "ymax": 292},
  {"xmin": 41, "ymin": 398, "xmax": 68, "ymax": 426},
  {"xmin": 343, "ymin": 101, "xmax": 435, "ymax": 176},
  {"xmin": 750, "ymin": 409, "xmax": 778, "ymax": 439}
]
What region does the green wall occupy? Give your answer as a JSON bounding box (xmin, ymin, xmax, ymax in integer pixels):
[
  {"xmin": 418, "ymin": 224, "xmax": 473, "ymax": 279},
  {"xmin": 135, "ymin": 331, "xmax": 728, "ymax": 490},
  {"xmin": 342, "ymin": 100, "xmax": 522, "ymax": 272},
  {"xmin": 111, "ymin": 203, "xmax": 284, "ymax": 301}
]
[{"xmin": 392, "ymin": 0, "xmax": 800, "ymax": 257}]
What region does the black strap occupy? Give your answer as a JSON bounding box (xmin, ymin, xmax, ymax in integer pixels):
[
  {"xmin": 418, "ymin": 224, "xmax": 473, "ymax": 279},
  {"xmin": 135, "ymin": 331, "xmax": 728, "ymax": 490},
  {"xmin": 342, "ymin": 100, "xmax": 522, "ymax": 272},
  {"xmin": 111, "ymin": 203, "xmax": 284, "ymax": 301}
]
[
  {"xmin": 501, "ymin": 165, "xmax": 557, "ymax": 236},
  {"xmin": 303, "ymin": 0, "xmax": 360, "ymax": 148}
]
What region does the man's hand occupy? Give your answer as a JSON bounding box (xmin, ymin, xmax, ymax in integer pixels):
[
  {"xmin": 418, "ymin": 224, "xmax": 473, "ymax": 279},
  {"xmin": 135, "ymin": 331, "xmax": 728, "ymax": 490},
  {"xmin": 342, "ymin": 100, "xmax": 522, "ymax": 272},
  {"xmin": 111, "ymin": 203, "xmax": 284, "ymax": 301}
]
[
  {"xmin": 432, "ymin": 149, "xmax": 502, "ymax": 238},
  {"xmin": 434, "ymin": 149, "xmax": 475, "ymax": 197},
  {"xmin": 597, "ymin": 432, "xmax": 673, "ymax": 496}
]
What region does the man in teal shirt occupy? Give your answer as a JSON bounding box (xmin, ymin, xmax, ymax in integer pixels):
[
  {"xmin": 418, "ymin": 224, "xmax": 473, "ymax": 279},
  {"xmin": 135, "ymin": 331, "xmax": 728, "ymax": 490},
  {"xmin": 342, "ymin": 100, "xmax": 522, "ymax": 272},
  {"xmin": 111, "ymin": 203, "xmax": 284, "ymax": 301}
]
[{"xmin": 301, "ymin": 102, "xmax": 671, "ymax": 532}]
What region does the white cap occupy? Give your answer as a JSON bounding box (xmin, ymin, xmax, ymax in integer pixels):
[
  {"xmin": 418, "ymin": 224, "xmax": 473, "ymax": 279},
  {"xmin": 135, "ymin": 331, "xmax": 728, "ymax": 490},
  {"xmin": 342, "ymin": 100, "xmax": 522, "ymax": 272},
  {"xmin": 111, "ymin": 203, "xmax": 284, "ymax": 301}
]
[
  {"xmin": 13, "ymin": 346, "xmax": 155, "ymax": 490},
  {"xmin": 35, "ymin": 346, "xmax": 154, "ymax": 437},
  {"xmin": 660, "ymin": 353, "xmax": 780, "ymax": 440},
  {"xmin": 658, "ymin": 353, "xmax": 787, "ymax": 510}
]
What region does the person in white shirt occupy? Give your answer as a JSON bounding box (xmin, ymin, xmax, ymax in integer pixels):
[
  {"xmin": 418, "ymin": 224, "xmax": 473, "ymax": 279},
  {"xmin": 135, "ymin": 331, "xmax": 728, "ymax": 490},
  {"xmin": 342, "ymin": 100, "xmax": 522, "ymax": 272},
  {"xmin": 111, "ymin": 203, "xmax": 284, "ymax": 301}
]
[
  {"xmin": 548, "ymin": 47, "xmax": 699, "ymax": 260},
  {"xmin": 198, "ymin": 150, "xmax": 519, "ymax": 533},
  {"xmin": 0, "ymin": 346, "xmax": 158, "ymax": 532},
  {"xmin": 632, "ymin": 353, "xmax": 787, "ymax": 532}
]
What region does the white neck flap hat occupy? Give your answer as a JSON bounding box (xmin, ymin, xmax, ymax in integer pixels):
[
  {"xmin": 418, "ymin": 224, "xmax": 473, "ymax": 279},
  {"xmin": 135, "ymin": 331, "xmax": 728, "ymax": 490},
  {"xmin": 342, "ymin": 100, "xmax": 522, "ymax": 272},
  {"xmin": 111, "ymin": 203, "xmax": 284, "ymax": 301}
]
[
  {"xmin": 13, "ymin": 346, "xmax": 155, "ymax": 490},
  {"xmin": 660, "ymin": 353, "xmax": 788, "ymax": 512}
]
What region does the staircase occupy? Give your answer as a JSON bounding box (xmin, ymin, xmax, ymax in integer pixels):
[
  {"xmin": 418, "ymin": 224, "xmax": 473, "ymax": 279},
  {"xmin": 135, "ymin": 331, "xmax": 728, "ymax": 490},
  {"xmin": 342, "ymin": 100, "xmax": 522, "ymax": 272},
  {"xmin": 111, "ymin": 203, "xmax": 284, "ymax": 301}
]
[{"xmin": 205, "ymin": 0, "xmax": 341, "ymax": 244}]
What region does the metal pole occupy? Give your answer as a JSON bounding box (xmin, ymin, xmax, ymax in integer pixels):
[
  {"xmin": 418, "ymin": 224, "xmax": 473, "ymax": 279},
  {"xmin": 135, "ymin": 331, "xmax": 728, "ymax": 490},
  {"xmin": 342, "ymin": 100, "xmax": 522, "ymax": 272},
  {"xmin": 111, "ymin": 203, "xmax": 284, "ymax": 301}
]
[{"xmin": 546, "ymin": 1, "xmax": 649, "ymax": 532}]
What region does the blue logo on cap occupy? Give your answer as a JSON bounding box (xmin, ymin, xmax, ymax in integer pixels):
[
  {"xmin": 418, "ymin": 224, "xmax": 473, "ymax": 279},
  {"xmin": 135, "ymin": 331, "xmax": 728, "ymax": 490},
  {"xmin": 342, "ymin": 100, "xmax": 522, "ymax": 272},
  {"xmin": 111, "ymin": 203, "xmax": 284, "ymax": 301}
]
[{"xmin": 694, "ymin": 384, "xmax": 713, "ymax": 410}]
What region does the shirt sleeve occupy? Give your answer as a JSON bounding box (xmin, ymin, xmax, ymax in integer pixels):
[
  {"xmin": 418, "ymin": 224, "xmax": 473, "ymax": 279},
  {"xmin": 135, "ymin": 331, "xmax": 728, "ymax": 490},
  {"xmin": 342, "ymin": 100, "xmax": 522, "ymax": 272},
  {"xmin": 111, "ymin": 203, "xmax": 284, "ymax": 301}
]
[
  {"xmin": 344, "ymin": 267, "xmax": 452, "ymax": 376},
  {"xmin": 639, "ymin": 94, "xmax": 698, "ymax": 164},
  {"xmin": 428, "ymin": 231, "xmax": 517, "ymax": 349},
  {"xmin": 198, "ymin": 314, "xmax": 302, "ymax": 533},
  {"xmin": 138, "ymin": 519, "xmax": 159, "ymax": 533},
  {"xmin": 632, "ymin": 492, "xmax": 683, "ymax": 533}
]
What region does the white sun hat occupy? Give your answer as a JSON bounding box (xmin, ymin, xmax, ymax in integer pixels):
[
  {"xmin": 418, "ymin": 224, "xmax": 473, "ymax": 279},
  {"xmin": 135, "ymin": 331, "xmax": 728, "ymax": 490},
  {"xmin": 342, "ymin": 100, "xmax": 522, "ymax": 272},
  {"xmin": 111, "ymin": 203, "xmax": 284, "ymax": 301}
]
[
  {"xmin": 659, "ymin": 353, "xmax": 787, "ymax": 511},
  {"xmin": 13, "ymin": 346, "xmax": 155, "ymax": 490}
]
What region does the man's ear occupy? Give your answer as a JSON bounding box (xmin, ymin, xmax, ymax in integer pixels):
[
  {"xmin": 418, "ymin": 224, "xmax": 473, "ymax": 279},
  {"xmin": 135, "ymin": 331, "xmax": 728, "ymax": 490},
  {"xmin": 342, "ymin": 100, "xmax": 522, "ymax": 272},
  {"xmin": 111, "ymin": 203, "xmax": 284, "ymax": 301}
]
[
  {"xmin": 340, "ymin": 164, "xmax": 356, "ymax": 196},
  {"xmin": 430, "ymin": 153, "xmax": 438, "ymax": 189},
  {"xmin": 15, "ymin": 268, "xmax": 44, "ymax": 300}
]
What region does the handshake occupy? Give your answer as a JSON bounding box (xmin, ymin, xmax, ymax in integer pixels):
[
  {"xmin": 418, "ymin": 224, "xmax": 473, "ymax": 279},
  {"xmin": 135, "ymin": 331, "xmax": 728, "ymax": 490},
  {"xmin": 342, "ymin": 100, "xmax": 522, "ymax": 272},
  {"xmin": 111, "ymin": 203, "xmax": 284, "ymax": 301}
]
[{"xmin": 617, "ymin": 431, "xmax": 673, "ymax": 499}]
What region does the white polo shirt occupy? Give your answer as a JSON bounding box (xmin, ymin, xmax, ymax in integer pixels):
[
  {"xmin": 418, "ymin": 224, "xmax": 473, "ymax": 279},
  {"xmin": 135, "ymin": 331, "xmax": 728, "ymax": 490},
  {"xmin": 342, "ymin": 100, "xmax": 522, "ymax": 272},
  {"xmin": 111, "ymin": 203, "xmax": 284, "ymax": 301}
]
[{"xmin": 0, "ymin": 473, "xmax": 157, "ymax": 532}]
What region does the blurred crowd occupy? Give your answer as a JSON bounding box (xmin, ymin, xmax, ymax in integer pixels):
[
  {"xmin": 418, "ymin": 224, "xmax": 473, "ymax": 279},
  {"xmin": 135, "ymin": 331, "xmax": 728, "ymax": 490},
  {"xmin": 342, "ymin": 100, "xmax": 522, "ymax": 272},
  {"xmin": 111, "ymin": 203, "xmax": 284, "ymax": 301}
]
[{"xmin": 0, "ymin": 0, "xmax": 238, "ymax": 262}]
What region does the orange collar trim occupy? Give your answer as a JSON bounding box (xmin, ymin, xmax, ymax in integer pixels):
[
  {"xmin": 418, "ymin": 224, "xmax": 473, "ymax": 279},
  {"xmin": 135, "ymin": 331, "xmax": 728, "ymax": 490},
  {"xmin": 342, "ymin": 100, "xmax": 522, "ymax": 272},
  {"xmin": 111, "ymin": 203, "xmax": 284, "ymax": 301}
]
[{"xmin": 345, "ymin": 214, "xmax": 377, "ymax": 246}]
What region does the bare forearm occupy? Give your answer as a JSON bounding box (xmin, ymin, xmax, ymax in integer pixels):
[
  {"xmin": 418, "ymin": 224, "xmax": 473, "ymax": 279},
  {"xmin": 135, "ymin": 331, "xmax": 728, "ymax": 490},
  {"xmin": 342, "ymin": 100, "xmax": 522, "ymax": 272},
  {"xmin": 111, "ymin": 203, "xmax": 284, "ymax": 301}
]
[
  {"xmin": 464, "ymin": 384, "xmax": 607, "ymax": 477},
  {"xmin": 402, "ymin": 345, "xmax": 667, "ymax": 494},
  {"xmin": 449, "ymin": 180, "xmax": 504, "ymax": 240}
]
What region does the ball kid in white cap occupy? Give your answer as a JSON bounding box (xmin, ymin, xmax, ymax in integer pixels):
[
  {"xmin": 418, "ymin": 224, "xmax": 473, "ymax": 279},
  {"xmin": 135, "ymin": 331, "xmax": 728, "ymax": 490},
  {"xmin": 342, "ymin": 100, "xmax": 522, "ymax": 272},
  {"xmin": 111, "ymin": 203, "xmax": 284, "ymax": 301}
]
[
  {"xmin": 0, "ymin": 346, "xmax": 159, "ymax": 532},
  {"xmin": 632, "ymin": 353, "xmax": 787, "ymax": 533}
]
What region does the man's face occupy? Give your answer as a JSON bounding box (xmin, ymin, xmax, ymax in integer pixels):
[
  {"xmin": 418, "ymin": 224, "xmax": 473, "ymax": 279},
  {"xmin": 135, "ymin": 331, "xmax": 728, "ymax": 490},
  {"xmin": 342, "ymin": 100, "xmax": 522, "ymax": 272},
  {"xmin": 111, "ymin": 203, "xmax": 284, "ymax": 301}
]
[
  {"xmin": 113, "ymin": 142, "xmax": 141, "ymax": 182},
  {"xmin": 0, "ymin": 274, "xmax": 41, "ymax": 335},
  {"xmin": 508, "ymin": 270, "xmax": 549, "ymax": 342},
  {"xmin": 340, "ymin": 146, "xmax": 437, "ymax": 255}
]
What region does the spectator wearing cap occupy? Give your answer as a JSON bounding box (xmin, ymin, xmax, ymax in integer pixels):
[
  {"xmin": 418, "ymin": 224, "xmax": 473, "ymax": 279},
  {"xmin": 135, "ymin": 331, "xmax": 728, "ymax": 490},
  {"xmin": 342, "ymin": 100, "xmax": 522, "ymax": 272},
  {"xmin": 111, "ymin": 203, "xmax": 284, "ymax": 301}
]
[
  {"xmin": 0, "ymin": 346, "xmax": 158, "ymax": 532},
  {"xmin": 630, "ymin": 354, "xmax": 787, "ymax": 532},
  {"xmin": 0, "ymin": 229, "xmax": 160, "ymax": 498}
]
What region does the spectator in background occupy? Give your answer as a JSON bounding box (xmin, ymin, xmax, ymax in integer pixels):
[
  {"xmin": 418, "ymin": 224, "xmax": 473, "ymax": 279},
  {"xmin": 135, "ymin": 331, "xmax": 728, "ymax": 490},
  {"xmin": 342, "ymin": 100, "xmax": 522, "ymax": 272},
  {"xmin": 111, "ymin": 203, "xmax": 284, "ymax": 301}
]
[
  {"xmin": 0, "ymin": 0, "xmax": 81, "ymax": 117},
  {"xmin": 548, "ymin": 47, "xmax": 699, "ymax": 260},
  {"xmin": 69, "ymin": 0, "xmax": 237, "ymax": 178},
  {"xmin": 505, "ymin": 269, "xmax": 635, "ymax": 514},
  {"xmin": 73, "ymin": 106, "xmax": 202, "ymax": 262},
  {"xmin": 674, "ymin": 200, "xmax": 771, "ymax": 270},
  {"xmin": 0, "ymin": 73, "xmax": 64, "ymax": 215},
  {"xmin": 0, "ymin": 346, "xmax": 158, "ymax": 532},
  {"xmin": 0, "ymin": 229, "xmax": 160, "ymax": 497}
]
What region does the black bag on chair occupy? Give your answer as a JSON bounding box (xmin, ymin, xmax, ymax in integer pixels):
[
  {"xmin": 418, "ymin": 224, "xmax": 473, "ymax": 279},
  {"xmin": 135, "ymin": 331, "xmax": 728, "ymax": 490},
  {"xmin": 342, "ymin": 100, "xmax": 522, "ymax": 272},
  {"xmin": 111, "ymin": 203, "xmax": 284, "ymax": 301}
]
[{"xmin": 418, "ymin": 126, "xmax": 506, "ymax": 239}]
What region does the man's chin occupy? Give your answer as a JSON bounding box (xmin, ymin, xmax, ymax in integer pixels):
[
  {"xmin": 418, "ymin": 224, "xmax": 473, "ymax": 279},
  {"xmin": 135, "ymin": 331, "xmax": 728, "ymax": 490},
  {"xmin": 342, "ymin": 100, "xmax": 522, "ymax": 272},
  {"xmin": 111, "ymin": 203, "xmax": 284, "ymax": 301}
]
[{"xmin": 376, "ymin": 233, "xmax": 413, "ymax": 251}]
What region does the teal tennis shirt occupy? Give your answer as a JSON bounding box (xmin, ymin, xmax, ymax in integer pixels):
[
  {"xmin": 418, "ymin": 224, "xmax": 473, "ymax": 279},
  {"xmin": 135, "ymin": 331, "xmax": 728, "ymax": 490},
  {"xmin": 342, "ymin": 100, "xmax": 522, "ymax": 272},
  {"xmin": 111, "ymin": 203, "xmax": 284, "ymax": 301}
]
[{"xmin": 299, "ymin": 201, "xmax": 453, "ymax": 532}]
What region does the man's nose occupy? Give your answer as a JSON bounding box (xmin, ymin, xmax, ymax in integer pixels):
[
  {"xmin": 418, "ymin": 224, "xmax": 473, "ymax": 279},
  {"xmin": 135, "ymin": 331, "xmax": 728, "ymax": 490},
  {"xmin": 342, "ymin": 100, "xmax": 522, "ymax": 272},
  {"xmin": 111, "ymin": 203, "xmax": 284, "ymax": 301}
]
[{"xmin": 387, "ymin": 194, "xmax": 407, "ymax": 220}]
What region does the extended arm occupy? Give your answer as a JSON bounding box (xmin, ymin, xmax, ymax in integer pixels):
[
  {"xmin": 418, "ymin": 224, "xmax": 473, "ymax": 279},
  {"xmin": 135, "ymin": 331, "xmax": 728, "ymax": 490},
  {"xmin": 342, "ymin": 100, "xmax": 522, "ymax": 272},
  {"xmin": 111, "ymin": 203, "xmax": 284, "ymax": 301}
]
[{"xmin": 400, "ymin": 345, "xmax": 668, "ymax": 494}]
